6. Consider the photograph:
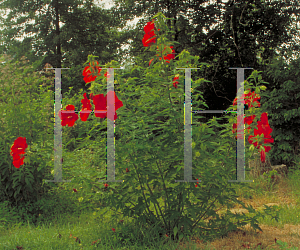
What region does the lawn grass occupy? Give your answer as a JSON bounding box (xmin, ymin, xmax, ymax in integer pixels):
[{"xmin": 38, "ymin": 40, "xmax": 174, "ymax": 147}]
[{"xmin": 1, "ymin": 144, "xmax": 300, "ymax": 250}]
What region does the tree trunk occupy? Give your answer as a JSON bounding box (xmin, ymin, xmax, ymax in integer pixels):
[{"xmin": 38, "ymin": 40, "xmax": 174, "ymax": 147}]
[{"xmin": 54, "ymin": 0, "xmax": 61, "ymax": 68}]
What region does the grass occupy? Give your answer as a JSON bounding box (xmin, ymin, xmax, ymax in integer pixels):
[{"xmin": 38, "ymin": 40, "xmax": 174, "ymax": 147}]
[{"xmin": 1, "ymin": 144, "xmax": 300, "ymax": 249}]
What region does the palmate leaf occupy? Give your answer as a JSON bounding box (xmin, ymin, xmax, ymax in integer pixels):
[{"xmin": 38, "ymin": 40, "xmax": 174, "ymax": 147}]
[{"xmin": 24, "ymin": 178, "xmax": 33, "ymax": 193}]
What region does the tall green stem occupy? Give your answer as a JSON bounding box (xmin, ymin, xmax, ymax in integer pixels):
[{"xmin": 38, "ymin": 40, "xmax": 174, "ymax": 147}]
[{"xmin": 11, "ymin": 87, "xmax": 20, "ymax": 137}]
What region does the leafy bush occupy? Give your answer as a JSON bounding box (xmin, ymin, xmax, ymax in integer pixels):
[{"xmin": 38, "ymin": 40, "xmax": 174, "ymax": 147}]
[
  {"xmin": 63, "ymin": 13, "xmax": 280, "ymax": 244},
  {"xmin": 262, "ymin": 56, "xmax": 300, "ymax": 170},
  {"xmin": 0, "ymin": 54, "xmax": 54, "ymax": 206}
]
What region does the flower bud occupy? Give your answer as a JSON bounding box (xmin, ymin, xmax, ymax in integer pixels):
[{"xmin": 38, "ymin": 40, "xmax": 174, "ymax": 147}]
[
  {"xmin": 260, "ymin": 85, "xmax": 267, "ymax": 91},
  {"xmin": 244, "ymin": 89, "xmax": 250, "ymax": 94}
]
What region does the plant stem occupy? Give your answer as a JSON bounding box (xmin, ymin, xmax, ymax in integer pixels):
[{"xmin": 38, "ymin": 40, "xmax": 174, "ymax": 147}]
[
  {"xmin": 155, "ymin": 159, "xmax": 169, "ymax": 211},
  {"xmin": 11, "ymin": 87, "xmax": 20, "ymax": 137},
  {"xmin": 129, "ymin": 153, "xmax": 154, "ymax": 220}
]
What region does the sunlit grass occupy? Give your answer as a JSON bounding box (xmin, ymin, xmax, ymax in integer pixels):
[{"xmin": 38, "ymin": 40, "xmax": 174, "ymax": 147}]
[{"xmin": 0, "ymin": 142, "xmax": 300, "ymax": 249}]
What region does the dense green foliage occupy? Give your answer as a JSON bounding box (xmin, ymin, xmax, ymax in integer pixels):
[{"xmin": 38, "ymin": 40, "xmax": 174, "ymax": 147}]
[
  {"xmin": 0, "ymin": 0, "xmax": 134, "ymax": 96},
  {"xmin": 0, "ymin": 54, "xmax": 54, "ymax": 206},
  {"xmin": 107, "ymin": 0, "xmax": 300, "ymax": 168},
  {"xmin": 0, "ymin": 0, "xmax": 299, "ymax": 168},
  {"xmin": 0, "ymin": 1, "xmax": 299, "ymax": 248},
  {"xmin": 261, "ymin": 56, "xmax": 300, "ymax": 168}
]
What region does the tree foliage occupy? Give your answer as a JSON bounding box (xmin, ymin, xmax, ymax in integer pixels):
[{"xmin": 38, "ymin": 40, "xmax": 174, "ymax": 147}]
[
  {"xmin": 260, "ymin": 55, "xmax": 300, "ymax": 169},
  {"xmin": 110, "ymin": 0, "xmax": 300, "ymax": 113},
  {"xmin": 0, "ymin": 0, "xmax": 299, "ymax": 168},
  {"xmin": 108, "ymin": 0, "xmax": 300, "ymax": 167},
  {"xmin": 0, "ymin": 0, "xmax": 135, "ymax": 95}
]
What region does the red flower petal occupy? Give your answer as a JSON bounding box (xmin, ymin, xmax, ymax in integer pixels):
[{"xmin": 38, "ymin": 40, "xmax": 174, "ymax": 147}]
[
  {"xmin": 92, "ymin": 91, "xmax": 123, "ymax": 121},
  {"xmin": 264, "ymin": 145, "xmax": 271, "ymax": 153},
  {"xmin": 173, "ymin": 76, "xmax": 179, "ymax": 81},
  {"xmin": 143, "ymin": 21, "xmax": 157, "ymax": 47},
  {"xmin": 106, "ymin": 91, "xmax": 123, "ymax": 110},
  {"xmin": 163, "ymin": 47, "xmax": 175, "ymax": 62},
  {"xmin": 93, "ymin": 94, "xmax": 107, "ymax": 119},
  {"xmin": 142, "ymin": 33, "xmax": 156, "ymax": 47},
  {"xmin": 80, "ymin": 93, "xmax": 92, "ymax": 121},
  {"xmin": 103, "ymin": 91, "xmax": 123, "ymax": 121},
  {"xmin": 144, "ymin": 21, "xmax": 155, "ymax": 34},
  {"xmin": 149, "ymin": 58, "xmax": 154, "ymax": 66},
  {"xmin": 13, "ymin": 156, "xmax": 25, "ymax": 168},
  {"xmin": 10, "ymin": 137, "xmax": 28, "ymax": 168},
  {"xmin": 59, "ymin": 105, "xmax": 78, "ymax": 127},
  {"xmin": 244, "ymin": 115, "xmax": 256, "ymax": 125},
  {"xmin": 173, "ymin": 75, "xmax": 179, "ymax": 88},
  {"xmin": 82, "ymin": 63, "xmax": 102, "ymax": 83},
  {"xmin": 10, "ymin": 137, "xmax": 28, "ymax": 156},
  {"xmin": 104, "ymin": 71, "xmax": 111, "ymax": 79},
  {"xmin": 260, "ymin": 149, "xmax": 266, "ymax": 163}
]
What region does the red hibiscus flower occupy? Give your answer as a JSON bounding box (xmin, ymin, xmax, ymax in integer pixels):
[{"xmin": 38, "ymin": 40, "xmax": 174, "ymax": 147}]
[
  {"xmin": 153, "ymin": 46, "xmax": 176, "ymax": 64},
  {"xmin": 143, "ymin": 32, "xmax": 156, "ymax": 47},
  {"xmin": 247, "ymin": 112, "xmax": 274, "ymax": 162},
  {"xmin": 58, "ymin": 104, "xmax": 79, "ymax": 127},
  {"xmin": 233, "ymin": 90, "xmax": 261, "ymax": 108},
  {"xmin": 149, "ymin": 58, "xmax": 154, "ymax": 66},
  {"xmin": 232, "ymin": 123, "xmax": 244, "ymax": 140},
  {"xmin": 256, "ymin": 112, "xmax": 273, "ymax": 135},
  {"xmin": 260, "ymin": 148, "xmax": 266, "ymax": 163},
  {"xmin": 93, "ymin": 91, "xmax": 123, "ymax": 121},
  {"xmin": 232, "ymin": 114, "xmax": 256, "ymax": 139},
  {"xmin": 248, "ymin": 113, "xmax": 273, "ymax": 148},
  {"xmin": 142, "ymin": 21, "xmax": 157, "ymax": 47},
  {"xmin": 10, "ymin": 137, "xmax": 28, "ymax": 168},
  {"xmin": 233, "ymin": 96, "xmax": 246, "ymax": 106},
  {"xmin": 93, "ymin": 94, "xmax": 106, "ymax": 118},
  {"xmin": 245, "ymin": 91, "xmax": 261, "ymax": 108},
  {"xmin": 89, "ymin": 93, "xmax": 94, "ymax": 100},
  {"xmin": 163, "ymin": 46, "xmax": 175, "ymax": 63},
  {"xmin": 83, "ymin": 61, "xmax": 102, "ymax": 84},
  {"xmin": 173, "ymin": 75, "xmax": 179, "ymax": 88},
  {"xmin": 104, "ymin": 71, "xmax": 111, "ymax": 79},
  {"xmin": 249, "ymin": 133, "xmax": 274, "ymax": 152},
  {"xmin": 80, "ymin": 93, "xmax": 92, "ymax": 122},
  {"xmin": 245, "ymin": 115, "xmax": 256, "ymax": 126}
]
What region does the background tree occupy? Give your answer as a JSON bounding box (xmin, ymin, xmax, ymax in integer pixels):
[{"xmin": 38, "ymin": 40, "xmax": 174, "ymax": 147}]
[
  {"xmin": 260, "ymin": 55, "xmax": 300, "ymax": 168},
  {"xmin": 108, "ymin": 0, "xmax": 300, "ymax": 168},
  {"xmin": 1, "ymin": 0, "xmax": 299, "ymax": 168},
  {"xmin": 110, "ymin": 0, "xmax": 299, "ymax": 114},
  {"xmin": 0, "ymin": 0, "xmax": 135, "ymax": 96}
]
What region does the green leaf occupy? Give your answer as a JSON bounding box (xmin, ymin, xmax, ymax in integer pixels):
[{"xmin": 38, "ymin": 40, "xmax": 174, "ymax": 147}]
[
  {"xmin": 179, "ymin": 233, "xmax": 184, "ymax": 241},
  {"xmin": 173, "ymin": 226, "xmax": 178, "ymax": 237},
  {"xmin": 25, "ymin": 178, "xmax": 33, "ymax": 192},
  {"xmin": 15, "ymin": 185, "xmax": 22, "ymax": 197}
]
